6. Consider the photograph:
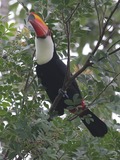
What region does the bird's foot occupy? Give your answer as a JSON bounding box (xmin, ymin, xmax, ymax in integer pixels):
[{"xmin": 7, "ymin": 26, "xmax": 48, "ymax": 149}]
[{"xmin": 58, "ymin": 88, "xmax": 69, "ymax": 98}]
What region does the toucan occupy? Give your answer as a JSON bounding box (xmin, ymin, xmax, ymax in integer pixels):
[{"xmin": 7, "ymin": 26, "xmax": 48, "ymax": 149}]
[{"xmin": 28, "ymin": 12, "xmax": 108, "ymax": 137}]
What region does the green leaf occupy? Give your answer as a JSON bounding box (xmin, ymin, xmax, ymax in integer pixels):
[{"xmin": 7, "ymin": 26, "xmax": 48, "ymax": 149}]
[
  {"xmin": 82, "ymin": 114, "xmax": 94, "ymax": 124},
  {"xmin": 2, "ymin": 36, "xmax": 9, "ymax": 40},
  {"xmin": 73, "ymin": 93, "xmax": 81, "ymax": 105},
  {"xmin": 9, "ymin": 23, "xmax": 15, "ymax": 28},
  {"xmin": 0, "ymin": 24, "xmax": 5, "ymax": 32},
  {"xmin": 6, "ymin": 32, "xmax": 15, "ymax": 37},
  {"xmin": 64, "ymin": 99, "xmax": 74, "ymax": 105},
  {"xmin": 9, "ymin": 28, "xmax": 16, "ymax": 31},
  {"xmin": 0, "ymin": 110, "xmax": 7, "ymax": 116},
  {"xmin": 1, "ymin": 102, "xmax": 10, "ymax": 108},
  {"xmin": 5, "ymin": 22, "xmax": 9, "ymax": 29}
]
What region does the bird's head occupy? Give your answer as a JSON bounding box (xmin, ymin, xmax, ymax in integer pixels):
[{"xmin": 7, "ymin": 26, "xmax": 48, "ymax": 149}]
[
  {"xmin": 28, "ymin": 12, "xmax": 50, "ymax": 38},
  {"xmin": 28, "ymin": 12, "xmax": 54, "ymax": 65}
]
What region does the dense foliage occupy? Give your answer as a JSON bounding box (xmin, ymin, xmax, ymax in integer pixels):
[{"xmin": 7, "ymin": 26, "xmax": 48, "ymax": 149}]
[{"xmin": 0, "ymin": 0, "xmax": 120, "ymax": 159}]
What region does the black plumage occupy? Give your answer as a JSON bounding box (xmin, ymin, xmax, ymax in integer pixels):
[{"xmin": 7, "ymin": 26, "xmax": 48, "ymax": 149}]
[
  {"xmin": 36, "ymin": 48, "xmax": 108, "ymax": 137},
  {"xmin": 36, "ymin": 50, "xmax": 81, "ymax": 115}
]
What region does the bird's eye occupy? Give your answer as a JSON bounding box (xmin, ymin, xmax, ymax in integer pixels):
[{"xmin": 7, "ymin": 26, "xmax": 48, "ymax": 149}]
[{"xmin": 28, "ymin": 14, "xmax": 35, "ymax": 21}]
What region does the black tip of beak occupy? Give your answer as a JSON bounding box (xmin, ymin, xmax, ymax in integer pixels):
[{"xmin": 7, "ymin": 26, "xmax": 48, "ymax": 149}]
[{"xmin": 28, "ymin": 14, "xmax": 35, "ymax": 22}]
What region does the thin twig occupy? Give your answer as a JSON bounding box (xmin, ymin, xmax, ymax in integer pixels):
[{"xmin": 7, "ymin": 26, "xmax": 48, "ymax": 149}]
[
  {"xmin": 68, "ymin": 114, "xmax": 78, "ymax": 121},
  {"xmin": 18, "ymin": 1, "xmax": 29, "ymax": 13},
  {"xmin": 109, "ymin": 47, "xmax": 120, "ymax": 56},
  {"xmin": 94, "ymin": 0, "xmax": 101, "ymax": 35},
  {"xmin": 66, "ymin": 21, "xmax": 71, "ymax": 77},
  {"xmin": 107, "ymin": 39, "xmax": 120, "ymax": 52},
  {"xmin": 88, "ymin": 72, "xmax": 120, "ymax": 106},
  {"xmin": 102, "ymin": 27, "xmax": 116, "ymax": 49},
  {"xmin": 68, "ymin": 107, "xmax": 89, "ymax": 121},
  {"xmin": 3, "ymin": 150, "xmax": 9, "ymax": 160},
  {"xmin": 101, "ymin": 5, "xmax": 107, "ymax": 28},
  {"xmin": 97, "ymin": 47, "xmax": 120, "ymax": 62},
  {"xmin": 66, "ymin": 2, "xmax": 80, "ymax": 23},
  {"xmin": 24, "ymin": 50, "xmax": 36, "ymax": 92},
  {"xmin": 21, "ymin": 51, "xmax": 36, "ymax": 107},
  {"xmin": 91, "ymin": 66, "xmax": 117, "ymax": 74},
  {"xmin": 63, "ymin": 21, "xmax": 71, "ymax": 85},
  {"xmin": 26, "ymin": 75, "xmax": 37, "ymax": 90},
  {"xmin": 24, "ymin": 69, "xmax": 32, "ymax": 92},
  {"xmin": 58, "ymin": 152, "xmax": 65, "ymax": 160}
]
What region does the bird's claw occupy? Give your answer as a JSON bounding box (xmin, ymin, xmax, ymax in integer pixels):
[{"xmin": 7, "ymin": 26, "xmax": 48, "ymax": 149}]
[{"xmin": 58, "ymin": 88, "xmax": 69, "ymax": 98}]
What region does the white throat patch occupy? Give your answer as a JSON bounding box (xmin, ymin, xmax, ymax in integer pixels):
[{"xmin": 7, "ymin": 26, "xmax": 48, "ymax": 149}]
[{"xmin": 35, "ymin": 36, "xmax": 54, "ymax": 65}]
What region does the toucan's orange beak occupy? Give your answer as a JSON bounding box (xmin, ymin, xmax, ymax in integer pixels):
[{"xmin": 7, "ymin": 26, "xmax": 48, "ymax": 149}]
[{"xmin": 28, "ymin": 12, "xmax": 49, "ymax": 38}]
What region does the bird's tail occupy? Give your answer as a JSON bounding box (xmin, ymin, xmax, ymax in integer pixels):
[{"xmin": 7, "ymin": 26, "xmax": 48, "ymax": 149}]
[
  {"xmin": 69, "ymin": 101, "xmax": 108, "ymax": 137},
  {"xmin": 79, "ymin": 109, "xmax": 108, "ymax": 137}
]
